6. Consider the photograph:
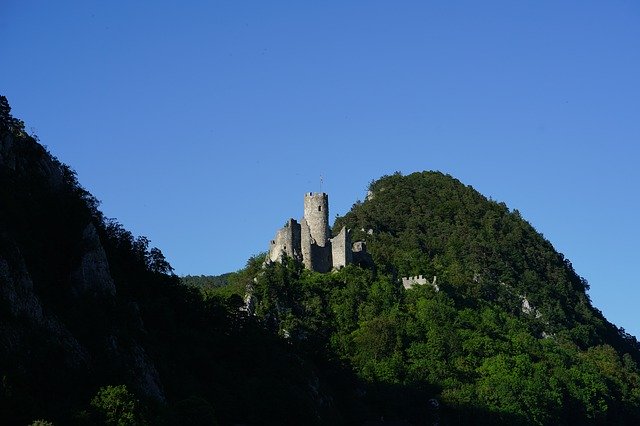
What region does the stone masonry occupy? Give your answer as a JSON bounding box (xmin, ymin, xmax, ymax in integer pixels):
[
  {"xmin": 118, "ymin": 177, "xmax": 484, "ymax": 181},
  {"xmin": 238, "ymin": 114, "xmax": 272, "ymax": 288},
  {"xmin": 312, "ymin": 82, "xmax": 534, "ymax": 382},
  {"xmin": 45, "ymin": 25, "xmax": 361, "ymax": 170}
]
[
  {"xmin": 268, "ymin": 192, "xmax": 366, "ymax": 272},
  {"xmin": 402, "ymin": 275, "xmax": 439, "ymax": 291}
]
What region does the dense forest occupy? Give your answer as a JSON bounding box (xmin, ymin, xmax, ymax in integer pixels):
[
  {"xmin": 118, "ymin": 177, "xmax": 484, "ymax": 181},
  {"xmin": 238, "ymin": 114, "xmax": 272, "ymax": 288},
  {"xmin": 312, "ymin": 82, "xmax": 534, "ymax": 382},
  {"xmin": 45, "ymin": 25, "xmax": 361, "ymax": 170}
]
[
  {"xmin": 2, "ymin": 96, "xmax": 640, "ymax": 424},
  {"xmin": 179, "ymin": 274, "xmax": 233, "ymax": 289}
]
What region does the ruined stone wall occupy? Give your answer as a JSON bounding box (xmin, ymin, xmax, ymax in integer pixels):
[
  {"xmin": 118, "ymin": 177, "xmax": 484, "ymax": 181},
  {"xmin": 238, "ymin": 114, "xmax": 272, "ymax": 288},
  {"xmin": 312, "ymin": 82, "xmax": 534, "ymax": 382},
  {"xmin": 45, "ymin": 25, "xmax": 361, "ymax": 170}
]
[
  {"xmin": 352, "ymin": 241, "xmax": 366, "ymax": 253},
  {"xmin": 352, "ymin": 241, "xmax": 372, "ymax": 267},
  {"xmin": 402, "ymin": 275, "xmax": 439, "ymax": 291},
  {"xmin": 331, "ymin": 226, "xmax": 352, "ymax": 269},
  {"xmin": 300, "ymin": 218, "xmax": 313, "ymax": 270},
  {"xmin": 268, "ymin": 192, "xmax": 361, "ymax": 273},
  {"xmin": 268, "ymin": 218, "xmax": 301, "ymax": 263},
  {"xmin": 311, "ymin": 243, "xmax": 332, "ymax": 273},
  {"xmin": 402, "ymin": 275, "xmax": 428, "ymax": 289},
  {"xmin": 303, "ymin": 192, "xmax": 329, "ymax": 248}
]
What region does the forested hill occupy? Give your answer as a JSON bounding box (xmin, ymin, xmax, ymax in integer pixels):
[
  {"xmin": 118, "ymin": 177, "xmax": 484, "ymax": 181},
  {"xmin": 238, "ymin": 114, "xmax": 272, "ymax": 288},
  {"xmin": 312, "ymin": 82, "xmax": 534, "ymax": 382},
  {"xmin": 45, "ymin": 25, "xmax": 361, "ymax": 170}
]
[
  {"xmin": 180, "ymin": 273, "xmax": 233, "ymax": 288},
  {"xmin": 2, "ymin": 95, "xmax": 640, "ymax": 425},
  {"xmin": 335, "ymin": 171, "xmax": 637, "ymax": 355},
  {"xmin": 239, "ymin": 171, "xmax": 640, "ymax": 424}
]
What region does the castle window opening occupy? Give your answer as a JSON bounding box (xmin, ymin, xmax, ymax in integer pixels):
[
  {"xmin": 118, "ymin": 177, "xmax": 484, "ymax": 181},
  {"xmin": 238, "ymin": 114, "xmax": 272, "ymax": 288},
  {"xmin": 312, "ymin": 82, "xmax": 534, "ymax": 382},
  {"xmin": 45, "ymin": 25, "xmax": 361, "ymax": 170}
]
[{"xmin": 318, "ymin": 206, "xmax": 322, "ymax": 211}]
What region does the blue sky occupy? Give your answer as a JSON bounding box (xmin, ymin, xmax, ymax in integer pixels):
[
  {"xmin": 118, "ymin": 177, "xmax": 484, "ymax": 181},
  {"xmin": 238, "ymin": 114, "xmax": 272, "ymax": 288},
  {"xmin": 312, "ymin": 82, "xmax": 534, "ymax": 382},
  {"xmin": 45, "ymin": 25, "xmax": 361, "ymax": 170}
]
[{"xmin": 1, "ymin": 1, "xmax": 639, "ymax": 336}]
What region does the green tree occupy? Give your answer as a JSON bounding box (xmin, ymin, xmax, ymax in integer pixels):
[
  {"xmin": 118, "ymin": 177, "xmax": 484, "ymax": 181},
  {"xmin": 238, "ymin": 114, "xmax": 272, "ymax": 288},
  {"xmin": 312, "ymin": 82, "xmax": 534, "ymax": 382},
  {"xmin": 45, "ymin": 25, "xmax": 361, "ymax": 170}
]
[
  {"xmin": 0, "ymin": 95, "xmax": 25, "ymax": 133},
  {"xmin": 147, "ymin": 247, "xmax": 174, "ymax": 274},
  {"xmin": 90, "ymin": 385, "xmax": 145, "ymax": 426}
]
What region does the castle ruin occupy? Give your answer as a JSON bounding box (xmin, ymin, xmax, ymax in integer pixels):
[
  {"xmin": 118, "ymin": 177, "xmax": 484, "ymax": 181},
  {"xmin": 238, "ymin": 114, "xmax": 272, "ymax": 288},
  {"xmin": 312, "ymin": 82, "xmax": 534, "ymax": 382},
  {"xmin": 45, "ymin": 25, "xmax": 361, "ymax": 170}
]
[
  {"xmin": 267, "ymin": 192, "xmax": 367, "ymax": 272},
  {"xmin": 402, "ymin": 275, "xmax": 439, "ymax": 291}
]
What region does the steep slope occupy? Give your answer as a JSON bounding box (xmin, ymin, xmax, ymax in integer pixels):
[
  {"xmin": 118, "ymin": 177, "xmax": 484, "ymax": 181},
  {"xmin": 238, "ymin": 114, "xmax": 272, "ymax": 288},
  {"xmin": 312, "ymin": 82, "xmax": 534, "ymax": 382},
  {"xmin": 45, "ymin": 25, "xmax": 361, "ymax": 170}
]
[
  {"xmin": 0, "ymin": 97, "xmax": 165, "ymax": 423},
  {"xmin": 334, "ymin": 171, "xmax": 638, "ymax": 355},
  {"xmin": 244, "ymin": 172, "xmax": 640, "ymax": 424},
  {"xmin": 0, "ymin": 96, "xmax": 342, "ymax": 425}
]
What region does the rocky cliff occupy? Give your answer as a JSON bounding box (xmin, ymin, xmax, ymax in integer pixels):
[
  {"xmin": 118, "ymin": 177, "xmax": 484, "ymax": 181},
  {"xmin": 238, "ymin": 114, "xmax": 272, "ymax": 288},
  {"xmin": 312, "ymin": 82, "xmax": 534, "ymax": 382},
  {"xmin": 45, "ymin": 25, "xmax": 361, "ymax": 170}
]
[
  {"xmin": 0, "ymin": 99, "xmax": 164, "ymax": 423},
  {"xmin": 0, "ymin": 97, "xmax": 344, "ymax": 426}
]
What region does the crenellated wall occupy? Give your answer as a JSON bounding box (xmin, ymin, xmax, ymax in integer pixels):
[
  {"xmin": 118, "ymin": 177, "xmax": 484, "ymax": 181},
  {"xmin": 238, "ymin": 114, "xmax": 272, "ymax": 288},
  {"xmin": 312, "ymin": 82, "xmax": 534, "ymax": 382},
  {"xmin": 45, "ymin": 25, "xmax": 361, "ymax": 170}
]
[{"xmin": 402, "ymin": 275, "xmax": 439, "ymax": 291}]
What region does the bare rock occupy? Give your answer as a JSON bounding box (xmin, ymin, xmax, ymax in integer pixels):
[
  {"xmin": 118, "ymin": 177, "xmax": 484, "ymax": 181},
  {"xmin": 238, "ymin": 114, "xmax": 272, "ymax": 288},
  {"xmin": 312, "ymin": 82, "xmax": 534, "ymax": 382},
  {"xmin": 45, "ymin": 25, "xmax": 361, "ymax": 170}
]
[
  {"xmin": 69, "ymin": 223, "xmax": 116, "ymax": 299},
  {"xmin": 0, "ymin": 133, "xmax": 16, "ymax": 170}
]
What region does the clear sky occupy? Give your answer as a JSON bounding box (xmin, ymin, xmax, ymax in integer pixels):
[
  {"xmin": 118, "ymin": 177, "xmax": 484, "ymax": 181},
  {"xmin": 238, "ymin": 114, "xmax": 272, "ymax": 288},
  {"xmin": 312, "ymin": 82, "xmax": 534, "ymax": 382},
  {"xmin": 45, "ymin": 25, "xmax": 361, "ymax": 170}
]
[{"xmin": 1, "ymin": 1, "xmax": 639, "ymax": 337}]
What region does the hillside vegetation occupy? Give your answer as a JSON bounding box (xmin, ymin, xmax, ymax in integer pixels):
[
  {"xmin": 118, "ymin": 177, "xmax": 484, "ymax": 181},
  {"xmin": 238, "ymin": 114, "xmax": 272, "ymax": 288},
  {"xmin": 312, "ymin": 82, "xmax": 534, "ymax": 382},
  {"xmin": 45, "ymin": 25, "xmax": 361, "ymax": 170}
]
[
  {"xmin": 240, "ymin": 171, "xmax": 640, "ymax": 424},
  {"xmin": 2, "ymin": 96, "xmax": 640, "ymax": 424},
  {"xmin": 180, "ymin": 274, "xmax": 233, "ymax": 289}
]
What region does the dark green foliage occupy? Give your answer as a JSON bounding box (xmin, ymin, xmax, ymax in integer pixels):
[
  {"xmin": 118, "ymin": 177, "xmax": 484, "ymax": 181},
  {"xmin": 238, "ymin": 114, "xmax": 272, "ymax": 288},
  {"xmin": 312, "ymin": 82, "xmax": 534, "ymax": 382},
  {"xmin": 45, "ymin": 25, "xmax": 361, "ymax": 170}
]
[
  {"xmin": 337, "ymin": 172, "xmax": 635, "ymax": 351},
  {"xmin": 242, "ymin": 172, "xmax": 640, "ymax": 424},
  {"xmin": 167, "ymin": 396, "xmax": 217, "ymax": 426},
  {"xmin": 1, "ymin": 96, "xmax": 340, "ymax": 424},
  {"xmin": 0, "ymin": 96, "xmax": 25, "ymax": 134},
  {"xmin": 179, "ymin": 273, "xmax": 233, "ymax": 288}
]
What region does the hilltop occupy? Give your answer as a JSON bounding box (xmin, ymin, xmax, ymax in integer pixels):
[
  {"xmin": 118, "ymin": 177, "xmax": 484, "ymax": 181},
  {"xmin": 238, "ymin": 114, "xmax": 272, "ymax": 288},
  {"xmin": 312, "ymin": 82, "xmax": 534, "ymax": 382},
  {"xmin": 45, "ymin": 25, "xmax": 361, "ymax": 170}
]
[{"xmin": 247, "ymin": 172, "xmax": 640, "ymax": 424}]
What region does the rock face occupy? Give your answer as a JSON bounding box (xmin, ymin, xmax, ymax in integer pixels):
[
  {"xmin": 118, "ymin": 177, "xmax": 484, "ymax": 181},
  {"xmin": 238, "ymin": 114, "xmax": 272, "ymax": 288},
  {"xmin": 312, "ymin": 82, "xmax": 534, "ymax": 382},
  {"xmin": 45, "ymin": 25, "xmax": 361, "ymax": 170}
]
[
  {"xmin": 0, "ymin": 132, "xmax": 16, "ymax": 169},
  {"xmin": 70, "ymin": 223, "xmax": 116, "ymax": 299},
  {"xmin": 0, "ymin": 130, "xmax": 63, "ymax": 188},
  {"xmin": 0, "ymin": 122, "xmax": 166, "ymax": 416},
  {"xmin": 0, "ymin": 230, "xmax": 166, "ymax": 404},
  {"xmin": 0, "ymin": 248, "xmax": 44, "ymax": 322},
  {"xmin": 0, "ymin": 242, "xmax": 90, "ymax": 369}
]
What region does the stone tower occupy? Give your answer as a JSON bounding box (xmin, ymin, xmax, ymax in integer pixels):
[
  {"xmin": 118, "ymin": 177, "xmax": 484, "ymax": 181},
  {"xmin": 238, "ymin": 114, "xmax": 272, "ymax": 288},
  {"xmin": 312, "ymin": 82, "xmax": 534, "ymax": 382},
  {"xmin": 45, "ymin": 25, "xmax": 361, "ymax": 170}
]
[
  {"xmin": 267, "ymin": 192, "xmax": 367, "ymax": 273},
  {"xmin": 303, "ymin": 192, "xmax": 329, "ymax": 246}
]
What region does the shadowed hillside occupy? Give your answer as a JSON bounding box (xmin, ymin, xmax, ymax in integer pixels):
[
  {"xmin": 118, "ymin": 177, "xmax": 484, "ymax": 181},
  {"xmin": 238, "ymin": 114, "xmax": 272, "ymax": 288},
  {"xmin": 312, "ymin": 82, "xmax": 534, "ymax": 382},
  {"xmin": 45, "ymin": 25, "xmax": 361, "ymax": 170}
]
[{"xmin": 0, "ymin": 97, "xmax": 341, "ymax": 425}]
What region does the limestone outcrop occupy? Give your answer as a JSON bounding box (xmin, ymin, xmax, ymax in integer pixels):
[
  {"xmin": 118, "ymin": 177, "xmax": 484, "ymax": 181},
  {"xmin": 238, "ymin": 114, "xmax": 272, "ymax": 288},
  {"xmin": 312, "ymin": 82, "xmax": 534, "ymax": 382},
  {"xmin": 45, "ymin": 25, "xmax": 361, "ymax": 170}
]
[
  {"xmin": 0, "ymin": 124, "xmax": 166, "ymax": 406},
  {"xmin": 69, "ymin": 223, "xmax": 117, "ymax": 299}
]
